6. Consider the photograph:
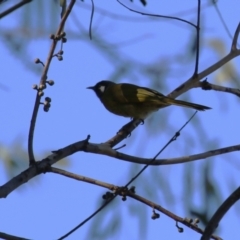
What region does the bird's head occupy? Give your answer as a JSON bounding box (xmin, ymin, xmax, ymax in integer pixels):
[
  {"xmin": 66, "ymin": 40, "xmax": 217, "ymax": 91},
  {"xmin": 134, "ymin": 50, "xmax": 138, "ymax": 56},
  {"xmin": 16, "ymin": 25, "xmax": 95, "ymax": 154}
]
[{"xmin": 87, "ymin": 80, "xmax": 115, "ymax": 99}]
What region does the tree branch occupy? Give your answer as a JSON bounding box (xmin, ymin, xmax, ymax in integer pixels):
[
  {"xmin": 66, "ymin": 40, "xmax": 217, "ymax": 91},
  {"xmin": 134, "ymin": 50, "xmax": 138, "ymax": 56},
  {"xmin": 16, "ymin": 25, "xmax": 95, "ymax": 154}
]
[
  {"xmin": 199, "ymin": 80, "xmax": 240, "ymax": 98},
  {"xmin": 193, "ymin": 0, "xmax": 201, "ymax": 76},
  {"xmin": 0, "ymin": 136, "xmax": 89, "ymax": 198},
  {"xmin": 128, "ymin": 191, "xmax": 221, "ymax": 240},
  {"xmin": 1, "ymin": 135, "xmax": 239, "ymax": 198},
  {"xmin": 0, "ymin": 231, "xmax": 29, "ymax": 240},
  {"xmin": 106, "ymin": 119, "xmax": 142, "ymax": 147},
  {"xmin": 27, "ymin": 0, "xmax": 76, "ymax": 165},
  {"xmin": 85, "ymin": 143, "xmax": 240, "ymax": 165},
  {"xmin": 201, "ymin": 187, "xmax": 240, "ymax": 240},
  {"xmin": 169, "ymin": 22, "xmax": 240, "ymax": 99},
  {"xmin": 50, "ymin": 167, "xmax": 221, "ymax": 240},
  {"xmin": 117, "ymin": 0, "xmax": 197, "ymax": 28},
  {"xmin": 0, "ymin": 0, "xmax": 32, "ymax": 19},
  {"xmin": 50, "ymin": 167, "xmax": 116, "ymax": 190}
]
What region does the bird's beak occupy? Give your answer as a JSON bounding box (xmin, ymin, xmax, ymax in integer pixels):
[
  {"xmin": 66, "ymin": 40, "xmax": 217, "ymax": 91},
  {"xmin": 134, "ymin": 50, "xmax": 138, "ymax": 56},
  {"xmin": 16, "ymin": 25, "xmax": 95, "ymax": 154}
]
[{"xmin": 87, "ymin": 86, "xmax": 94, "ymax": 90}]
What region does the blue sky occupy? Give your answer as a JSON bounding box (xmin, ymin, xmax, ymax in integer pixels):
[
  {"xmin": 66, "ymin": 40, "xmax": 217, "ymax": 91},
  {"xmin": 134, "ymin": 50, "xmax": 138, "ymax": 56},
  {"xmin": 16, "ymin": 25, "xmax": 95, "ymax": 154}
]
[{"xmin": 0, "ymin": 0, "xmax": 240, "ymax": 239}]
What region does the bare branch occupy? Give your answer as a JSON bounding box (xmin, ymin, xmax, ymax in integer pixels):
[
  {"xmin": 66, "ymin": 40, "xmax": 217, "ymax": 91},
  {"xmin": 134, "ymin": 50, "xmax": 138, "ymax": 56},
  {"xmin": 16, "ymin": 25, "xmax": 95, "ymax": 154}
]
[
  {"xmin": 50, "ymin": 167, "xmax": 116, "ymax": 190},
  {"xmin": 193, "ymin": 0, "xmax": 200, "ymax": 76},
  {"xmin": 2, "ymin": 134, "xmax": 240, "ymax": 198},
  {"xmin": 117, "ymin": 0, "xmax": 197, "ymax": 28},
  {"xmin": 213, "ymin": 1, "xmax": 234, "ymax": 44},
  {"xmin": 199, "ymin": 80, "xmax": 240, "ymax": 98},
  {"xmin": 86, "ymin": 143, "xmax": 240, "ymax": 165},
  {"xmin": 231, "ymin": 22, "xmax": 240, "ymax": 51},
  {"xmin": 89, "ymin": 0, "xmax": 94, "ymax": 40},
  {"xmin": 28, "ymin": 0, "xmax": 76, "ymax": 165},
  {"xmin": 18, "ymin": 114, "xmax": 194, "ymax": 237},
  {"xmin": 106, "ymin": 119, "xmax": 142, "ymax": 147},
  {"xmin": 0, "ymin": 231, "xmax": 29, "ymax": 240},
  {"xmin": 122, "ymin": 113, "xmax": 193, "ymax": 188},
  {"xmin": 0, "ymin": 136, "xmax": 89, "ymax": 198},
  {"xmin": 58, "ymin": 198, "xmax": 113, "ymax": 240},
  {"xmin": 50, "ymin": 168, "xmax": 116, "ymax": 240},
  {"xmin": 201, "ymin": 187, "xmax": 240, "ymax": 240},
  {"xmin": 50, "ymin": 168, "xmax": 221, "ymax": 240},
  {"xmin": 0, "ymin": 0, "xmax": 32, "ymax": 19},
  {"xmin": 169, "ymin": 22, "xmax": 240, "ymax": 99},
  {"xmin": 128, "ymin": 192, "xmax": 221, "ymax": 240}
]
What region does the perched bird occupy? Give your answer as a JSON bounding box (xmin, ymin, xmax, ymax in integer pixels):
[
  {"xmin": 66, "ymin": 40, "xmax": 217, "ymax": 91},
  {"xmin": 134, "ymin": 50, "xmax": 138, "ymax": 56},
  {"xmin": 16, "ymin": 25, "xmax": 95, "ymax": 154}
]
[{"xmin": 87, "ymin": 81, "xmax": 211, "ymax": 119}]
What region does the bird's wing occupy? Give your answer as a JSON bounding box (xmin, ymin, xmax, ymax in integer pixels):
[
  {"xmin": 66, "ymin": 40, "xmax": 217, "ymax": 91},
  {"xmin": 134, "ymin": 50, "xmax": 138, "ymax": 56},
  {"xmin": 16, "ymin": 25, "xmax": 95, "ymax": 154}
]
[{"xmin": 113, "ymin": 83, "xmax": 165, "ymax": 103}]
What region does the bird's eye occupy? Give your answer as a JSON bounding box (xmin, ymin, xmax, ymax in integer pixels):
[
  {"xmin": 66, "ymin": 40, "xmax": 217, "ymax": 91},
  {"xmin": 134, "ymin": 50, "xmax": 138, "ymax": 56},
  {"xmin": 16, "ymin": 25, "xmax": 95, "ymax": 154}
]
[{"xmin": 99, "ymin": 86, "xmax": 105, "ymax": 92}]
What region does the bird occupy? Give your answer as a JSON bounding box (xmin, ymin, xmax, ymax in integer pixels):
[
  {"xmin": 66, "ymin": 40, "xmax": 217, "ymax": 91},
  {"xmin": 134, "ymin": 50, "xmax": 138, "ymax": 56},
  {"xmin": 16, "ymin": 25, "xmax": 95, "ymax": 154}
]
[{"xmin": 87, "ymin": 80, "xmax": 211, "ymax": 119}]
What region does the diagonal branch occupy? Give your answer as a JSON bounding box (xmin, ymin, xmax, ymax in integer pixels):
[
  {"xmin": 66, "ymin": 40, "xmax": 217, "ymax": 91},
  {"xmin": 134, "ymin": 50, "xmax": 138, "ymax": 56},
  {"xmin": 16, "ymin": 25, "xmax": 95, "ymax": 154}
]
[
  {"xmin": 128, "ymin": 191, "xmax": 221, "ymax": 240},
  {"xmin": 0, "ymin": 136, "xmax": 89, "ymax": 198},
  {"xmin": 0, "ymin": 231, "xmax": 29, "ymax": 240},
  {"xmin": 106, "ymin": 118, "xmax": 142, "ymax": 147},
  {"xmin": 0, "ymin": 0, "xmax": 32, "ymax": 19},
  {"xmin": 169, "ymin": 22, "xmax": 240, "ymax": 99},
  {"xmin": 50, "ymin": 167, "xmax": 221, "ymax": 240},
  {"xmin": 201, "ymin": 186, "xmax": 240, "ymax": 240},
  {"xmin": 0, "ymin": 232, "xmax": 29, "ymax": 240},
  {"xmin": 50, "ymin": 167, "xmax": 116, "ymax": 190},
  {"xmin": 231, "ymin": 22, "xmax": 240, "ymax": 51},
  {"xmin": 51, "ymin": 167, "xmax": 117, "ymax": 240}
]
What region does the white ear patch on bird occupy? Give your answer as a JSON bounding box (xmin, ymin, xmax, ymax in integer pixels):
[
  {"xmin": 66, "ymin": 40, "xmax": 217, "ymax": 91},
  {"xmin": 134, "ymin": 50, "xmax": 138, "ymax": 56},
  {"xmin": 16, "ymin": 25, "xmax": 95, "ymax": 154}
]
[{"xmin": 99, "ymin": 85, "xmax": 105, "ymax": 92}]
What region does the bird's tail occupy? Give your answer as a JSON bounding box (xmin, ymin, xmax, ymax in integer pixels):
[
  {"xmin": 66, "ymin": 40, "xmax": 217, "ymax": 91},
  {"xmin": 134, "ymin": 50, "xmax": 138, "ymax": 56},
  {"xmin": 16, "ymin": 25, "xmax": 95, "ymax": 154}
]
[{"xmin": 165, "ymin": 98, "xmax": 211, "ymax": 111}]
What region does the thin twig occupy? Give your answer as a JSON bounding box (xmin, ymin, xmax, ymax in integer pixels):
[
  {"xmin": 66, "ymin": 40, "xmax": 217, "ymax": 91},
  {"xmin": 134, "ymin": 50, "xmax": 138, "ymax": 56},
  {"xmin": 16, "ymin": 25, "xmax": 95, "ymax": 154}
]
[
  {"xmin": 57, "ymin": 198, "xmax": 113, "ymax": 240},
  {"xmin": 193, "ymin": 0, "xmax": 200, "ymax": 76},
  {"xmin": 108, "ymin": 143, "xmax": 240, "ymax": 165},
  {"xmin": 168, "ymin": 22, "xmax": 240, "ymax": 99},
  {"xmin": 0, "ymin": 0, "xmax": 32, "ymax": 19},
  {"xmin": 199, "ymin": 80, "xmax": 240, "ymax": 97},
  {"xmin": 106, "ymin": 118, "xmax": 142, "ymax": 147},
  {"xmin": 128, "ymin": 192, "xmax": 221, "ymax": 240},
  {"xmin": 113, "ymin": 144, "xmax": 126, "ymax": 151},
  {"xmin": 27, "ymin": 0, "xmax": 76, "ymax": 165},
  {"xmin": 78, "ymin": 1, "xmax": 210, "ymax": 23},
  {"xmin": 231, "ymin": 22, "xmax": 240, "ymax": 52},
  {"xmin": 89, "ymin": 0, "xmax": 94, "ymax": 40},
  {"xmin": 0, "ymin": 136, "xmax": 90, "ymax": 198},
  {"xmin": 212, "ymin": 1, "xmax": 233, "ymax": 43},
  {"xmin": 117, "ymin": 0, "xmax": 197, "ymax": 28},
  {"xmin": 78, "ymin": 1, "xmax": 155, "ymax": 22},
  {"xmin": 50, "ymin": 170, "xmax": 117, "ymax": 240},
  {"xmin": 50, "ymin": 167, "xmax": 220, "ymax": 240},
  {"xmin": 50, "ymin": 167, "xmax": 116, "ymax": 190},
  {"xmin": 124, "ymin": 112, "xmax": 196, "ymax": 188}
]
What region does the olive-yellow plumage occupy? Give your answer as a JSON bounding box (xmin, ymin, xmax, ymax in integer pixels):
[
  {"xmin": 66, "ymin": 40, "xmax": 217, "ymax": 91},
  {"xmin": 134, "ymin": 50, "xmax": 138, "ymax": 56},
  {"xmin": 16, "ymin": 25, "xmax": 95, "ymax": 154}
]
[{"xmin": 87, "ymin": 81, "xmax": 211, "ymax": 119}]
